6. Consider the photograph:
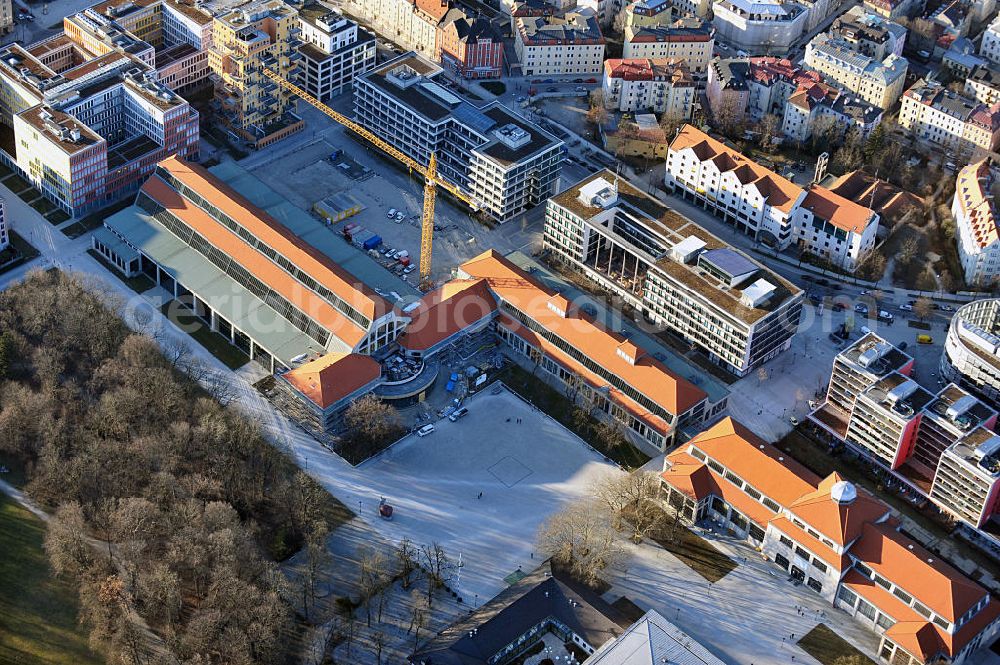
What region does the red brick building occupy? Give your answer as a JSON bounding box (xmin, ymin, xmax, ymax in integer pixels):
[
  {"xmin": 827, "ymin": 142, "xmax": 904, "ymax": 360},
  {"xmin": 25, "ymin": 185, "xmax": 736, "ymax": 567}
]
[{"xmin": 437, "ymin": 8, "xmax": 504, "ymax": 78}]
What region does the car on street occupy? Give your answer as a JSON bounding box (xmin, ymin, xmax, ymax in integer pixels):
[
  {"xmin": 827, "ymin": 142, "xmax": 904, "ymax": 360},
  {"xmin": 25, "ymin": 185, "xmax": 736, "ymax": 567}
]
[
  {"xmin": 416, "ymin": 424, "xmax": 435, "ymax": 437},
  {"xmin": 574, "ymin": 86, "xmax": 587, "ymax": 92},
  {"xmin": 515, "ymin": 95, "xmax": 526, "ymax": 102},
  {"xmin": 546, "ymin": 87, "xmax": 557, "ymax": 92},
  {"xmin": 899, "ymin": 303, "xmax": 913, "ymax": 311},
  {"xmin": 449, "ymin": 406, "xmax": 469, "ymax": 422},
  {"xmin": 531, "ymin": 79, "xmax": 542, "ymax": 83},
  {"xmin": 403, "ymin": 265, "xmax": 416, "ymax": 274},
  {"xmin": 942, "ymin": 304, "xmax": 955, "ymax": 312},
  {"xmin": 585, "ymin": 78, "xmax": 597, "ymax": 83},
  {"xmin": 387, "ymin": 208, "xmax": 396, "ymax": 218},
  {"xmin": 544, "ymin": 78, "xmax": 554, "ymax": 83},
  {"xmin": 917, "ymin": 334, "xmax": 934, "ymax": 344},
  {"xmin": 831, "ymin": 302, "xmax": 846, "ymax": 312},
  {"xmin": 395, "ymin": 211, "xmax": 405, "ymax": 221},
  {"xmin": 855, "ymin": 304, "xmax": 868, "ymax": 314},
  {"xmin": 877, "ymin": 310, "xmax": 894, "ymax": 323},
  {"xmin": 789, "ymin": 416, "xmax": 799, "ymax": 426},
  {"xmin": 808, "ymin": 292, "xmax": 822, "ymax": 303},
  {"xmin": 898, "ymin": 341, "xmax": 908, "ymax": 351}
]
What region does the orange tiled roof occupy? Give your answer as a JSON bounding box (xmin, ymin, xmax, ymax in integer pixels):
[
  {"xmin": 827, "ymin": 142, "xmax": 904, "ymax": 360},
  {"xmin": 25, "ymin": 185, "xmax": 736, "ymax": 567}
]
[
  {"xmin": 768, "ymin": 515, "xmax": 849, "ymax": 569},
  {"xmin": 151, "ymin": 157, "xmax": 390, "ymax": 324},
  {"xmin": 955, "ymin": 159, "xmax": 998, "ymax": 250},
  {"xmin": 668, "ymin": 125, "xmax": 802, "ymax": 214},
  {"xmin": 281, "ymin": 353, "xmax": 381, "ymax": 409},
  {"xmin": 801, "ymin": 185, "xmax": 876, "ymax": 234},
  {"xmin": 851, "ymin": 522, "xmax": 985, "ymax": 623},
  {"xmin": 460, "ymin": 250, "xmax": 707, "ymax": 417},
  {"xmin": 399, "ymin": 279, "xmax": 497, "ymax": 352},
  {"xmin": 683, "ymin": 418, "xmax": 819, "ymax": 506},
  {"xmin": 787, "ymin": 472, "xmax": 890, "ymax": 546},
  {"xmin": 661, "ymin": 450, "xmax": 776, "ymax": 526}
]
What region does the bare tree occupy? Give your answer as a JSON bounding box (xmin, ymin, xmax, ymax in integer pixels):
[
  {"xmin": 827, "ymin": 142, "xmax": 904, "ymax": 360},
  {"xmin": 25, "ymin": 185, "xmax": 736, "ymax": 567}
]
[
  {"xmin": 303, "ymin": 522, "xmax": 331, "ymax": 621},
  {"xmin": 587, "ymin": 90, "xmax": 609, "ymax": 126},
  {"xmin": 396, "ymin": 538, "xmax": 419, "ymax": 590},
  {"xmin": 897, "ymin": 235, "xmax": 919, "ymax": 264},
  {"xmin": 373, "ymin": 629, "xmax": 387, "ymax": 665},
  {"xmin": 421, "ymin": 542, "xmax": 450, "ymax": 607},
  {"xmin": 344, "ymin": 395, "xmax": 402, "ymax": 444},
  {"xmin": 408, "ymin": 596, "xmax": 429, "ymax": 650},
  {"xmin": 658, "ymin": 111, "xmax": 685, "ymax": 140},
  {"xmin": 913, "ymin": 296, "xmax": 934, "ymax": 321},
  {"xmin": 612, "ymin": 4, "xmax": 630, "ymax": 33},
  {"xmin": 537, "ymin": 500, "xmax": 624, "ymax": 587},
  {"xmin": 759, "ymin": 114, "xmax": 782, "ymax": 150},
  {"xmin": 44, "ymin": 501, "xmax": 93, "ymax": 577},
  {"xmin": 357, "ymin": 546, "xmax": 389, "ymax": 627},
  {"xmin": 595, "ymin": 471, "xmax": 664, "ymax": 542}
]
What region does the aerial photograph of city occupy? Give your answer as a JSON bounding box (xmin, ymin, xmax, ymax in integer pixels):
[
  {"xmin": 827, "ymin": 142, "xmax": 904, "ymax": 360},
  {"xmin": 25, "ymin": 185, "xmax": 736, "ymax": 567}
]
[{"xmin": 4, "ymin": 0, "xmax": 1000, "ymax": 660}]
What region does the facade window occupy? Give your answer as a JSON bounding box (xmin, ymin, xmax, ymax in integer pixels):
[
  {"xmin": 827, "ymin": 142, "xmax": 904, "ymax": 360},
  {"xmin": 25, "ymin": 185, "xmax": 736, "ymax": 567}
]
[
  {"xmin": 807, "ymin": 578, "xmax": 823, "ymax": 593},
  {"xmin": 837, "ymin": 586, "xmax": 858, "ymax": 607},
  {"xmin": 775, "ymin": 553, "xmax": 790, "ymax": 570},
  {"xmin": 779, "ymin": 535, "xmax": 793, "ymax": 548},
  {"xmin": 857, "ymin": 598, "xmax": 877, "ymax": 621}
]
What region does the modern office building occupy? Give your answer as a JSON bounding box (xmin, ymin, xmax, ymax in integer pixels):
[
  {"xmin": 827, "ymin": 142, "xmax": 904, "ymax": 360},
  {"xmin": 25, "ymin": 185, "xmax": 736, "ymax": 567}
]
[
  {"xmin": 899, "ymin": 80, "xmax": 1000, "ymax": 158},
  {"xmin": 544, "ymin": 169, "xmax": 804, "ymax": 377},
  {"xmin": 457, "ymin": 249, "xmax": 719, "ymax": 449},
  {"xmin": 931, "ymin": 427, "xmax": 1000, "ymax": 529},
  {"xmin": 710, "ymin": 0, "xmax": 808, "ymax": 54},
  {"xmin": 0, "ymin": 22, "xmax": 200, "ymax": 217},
  {"xmin": 353, "ymin": 52, "xmax": 563, "ymax": 223},
  {"xmin": 942, "ymin": 299, "xmax": 1000, "ymax": 409},
  {"xmin": 208, "ymin": 0, "xmax": 304, "ymax": 148},
  {"xmin": 514, "ymin": 10, "xmax": 606, "ymax": 77},
  {"xmin": 844, "ymin": 372, "xmax": 935, "ymax": 470},
  {"xmin": 297, "ymin": 5, "xmax": 376, "ymax": 100},
  {"xmin": 953, "ymin": 160, "xmax": 1000, "ymax": 288},
  {"xmin": 804, "ymin": 33, "xmax": 908, "ymax": 109},
  {"xmin": 660, "ymin": 417, "xmax": 1000, "ymax": 665},
  {"xmin": 601, "ymin": 58, "xmax": 695, "ymax": 115},
  {"xmin": 94, "ymin": 155, "xmax": 406, "ymax": 371},
  {"xmin": 622, "ymin": 17, "xmax": 715, "ymax": 78},
  {"xmin": 665, "ymin": 126, "xmax": 879, "ymax": 269},
  {"xmin": 437, "ymin": 7, "xmax": 503, "ymax": 79}
]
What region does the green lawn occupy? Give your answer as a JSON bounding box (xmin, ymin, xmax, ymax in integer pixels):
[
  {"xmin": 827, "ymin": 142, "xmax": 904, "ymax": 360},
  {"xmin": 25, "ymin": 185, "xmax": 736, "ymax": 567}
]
[
  {"xmin": 160, "ymin": 300, "xmax": 250, "ymax": 370},
  {"xmin": 497, "ymin": 364, "xmax": 652, "ymax": 470},
  {"xmin": 652, "ymin": 522, "xmax": 737, "ymax": 583},
  {"xmin": 0, "ymin": 494, "xmax": 105, "ymax": 665},
  {"xmin": 86, "ymin": 250, "xmax": 154, "ymax": 294},
  {"xmin": 797, "ymin": 624, "xmax": 874, "ymax": 665}
]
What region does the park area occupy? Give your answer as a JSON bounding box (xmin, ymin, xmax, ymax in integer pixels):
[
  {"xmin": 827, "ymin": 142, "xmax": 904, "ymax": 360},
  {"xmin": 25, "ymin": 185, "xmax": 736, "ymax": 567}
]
[{"xmin": 0, "ymin": 493, "xmax": 103, "ymax": 665}]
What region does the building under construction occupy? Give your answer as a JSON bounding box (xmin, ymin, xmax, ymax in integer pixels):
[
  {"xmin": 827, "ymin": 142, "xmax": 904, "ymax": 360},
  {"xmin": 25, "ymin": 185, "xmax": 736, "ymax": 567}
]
[{"xmin": 353, "ymin": 52, "xmax": 564, "ymax": 224}]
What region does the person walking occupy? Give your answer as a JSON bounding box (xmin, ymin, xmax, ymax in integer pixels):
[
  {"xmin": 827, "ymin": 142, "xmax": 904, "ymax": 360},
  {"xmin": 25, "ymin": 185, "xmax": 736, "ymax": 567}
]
[{"xmin": 478, "ymin": 491, "xmax": 483, "ymax": 499}]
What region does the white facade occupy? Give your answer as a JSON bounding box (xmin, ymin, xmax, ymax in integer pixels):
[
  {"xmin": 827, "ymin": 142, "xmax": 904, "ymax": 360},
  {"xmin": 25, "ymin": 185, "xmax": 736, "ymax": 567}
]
[
  {"xmin": 602, "ymin": 59, "xmax": 695, "ymax": 115},
  {"xmin": 899, "ymin": 81, "xmax": 1000, "ymax": 158},
  {"xmin": 953, "ymin": 160, "xmax": 1000, "ymax": 287},
  {"xmin": 352, "ymin": 0, "xmax": 443, "ymax": 58},
  {"xmin": 0, "ymin": 197, "xmax": 7, "ymax": 252},
  {"xmin": 298, "ymin": 11, "xmax": 376, "ymax": 99},
  {"xmin": 711, "ymin": 0, "xmax": 808, "ymax": 53},
  {"xmin": 983, "ymin": 15, "xmax": 1000, "ymax": 65},
  {"xmin": 514, "ymin": 12, "xmax": 606, "ymax": 76},
  {"xmin": 941, "ymin": 299, "xmax": 1000, "ymax": 410}
]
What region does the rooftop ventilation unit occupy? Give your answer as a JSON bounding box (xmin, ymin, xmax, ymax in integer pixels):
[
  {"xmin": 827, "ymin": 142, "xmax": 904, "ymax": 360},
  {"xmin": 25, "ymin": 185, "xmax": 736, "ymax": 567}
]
[
  {"xmin": 857, "ymin": 340, "xmax": 891, "ymax": 368},
  {"xmin": 387, "ymin": 65, "xmax": 421, "ymax": 89},
  {"xmin": 577, "ymin": 177, "xmax": 618, "ymax": 209},
  {"xmin": 947, "ymin": 394, "xmax": 978, "ymax": 421},
  {"xmin": 740, "ymin": 278, "xmax": 776, "ymax": 308},
  {"xmin": 670, "ymin": 235, "xmax": 706, "ymax": 264},
  {"xmin": 493, "ymin": 123, "xmax": 531, "ymax": 149}
]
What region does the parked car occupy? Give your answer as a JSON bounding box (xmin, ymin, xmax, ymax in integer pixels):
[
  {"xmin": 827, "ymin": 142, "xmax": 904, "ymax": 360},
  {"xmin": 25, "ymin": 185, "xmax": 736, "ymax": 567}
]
[
  {"xmin": 387, "ymin": 208, "xmax": 397, "ymax": 218},
  {"xmin": 574, "ymin": 86, "xmax": 587, "ymax": 92},
  {"xmin": 877, "ymin": 310, "xmax": 894, "ymax": 323},
  {"xmin": 899, "ymin": 303, "xmax": 913, "ymax": 311},
  {"xmin": 831, "ymin": 302, "xmax": 845, "ymax": 312},
  {"xmin": 515, "ymin": 95, "xmax": 526, "ymax": 102},
  {"xmin": 942, "ymin": 304, "xmax": 955, "ymax": 312},
  {"xmin": 416, "ymin": 424, "xmax": 435, "ymax": 437},
  {"xmin": 808, "ymin": 292, "xmax": 822, "ymax": 304},
  {"xmin": 854, "ymin": 304, "xmax": 868, "ymax": 314},
  {"xmin": 860, "ymin": 325, "xmax": 872, "ymax": 335},
  {"xmin": 898, "ymin": 341, "xmax": 908, "ymax": 351},
  {"xmin": 448, "ymin": 407, "xmax": 469, "ymax": 422},
  {"xmin": 585, "ymin": 78, "xmax": 597, "ymax": 83},
  {"xmin": 403, "ymin": 265, "xmax": 416, "ymax": 274},
  {"xmin": 546, "ymin": 87, "xmax": 557, "ymax": 92},
  {"xmin": 543, "ymin": 78, "xmax": 554, "ymax": 83},
  {"xmin": 395, "ymin": 211, "xmax": 405, "ymax": 221},
  {"xmin": 573, "ymin": 78, "xmax": 584, "ymax": 83},
  {"xmin": 789, "ymin": 416, "xmax": 799, "ymax": 426},
  {"xmin": 917, "ymin": 334, "xmax": 934, "ymax": 344}
]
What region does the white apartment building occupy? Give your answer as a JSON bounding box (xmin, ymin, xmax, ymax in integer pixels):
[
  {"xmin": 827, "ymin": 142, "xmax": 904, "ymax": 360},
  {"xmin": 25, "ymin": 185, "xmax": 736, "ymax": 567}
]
[
  {"xmin": 353, "ymin": 0, "xmax": 445, "ymax": 58},
  {"xmin": 515, "ymin": 10, "xmax": 606, "ymax": 76},
  {"xmin": 298, "ymin": 7, "xmax": 376, "ymax": 100},
  {"xmin": 953, "ymin": 160, "xmax": 1000, "ymax": 287},
  {"xmin": 0, "ymin": 197, "xmax": 7, "ymax": 251},
  {"xmin": 966, "ymin": 65, "xmax": 1000, "ymax": 106},
  {"xmin": 942, "ymin": 299, "xmax": 1000, "ymax": 410},
  {"xmin": 982, "ymin": 15, "xmax": 1000, "ymax": 65},
  {"xmin": 899, "ymin": 80, "xmax": 1000, "ymax": 159},
  {"xmin": 829, "ymin": 7, "xmax": 907, "ymax": 60},
  {"xmin": 711, "ymin": 0, "xmax": 808, "ymax": 54},
  {"xmin": 354, "ymin": 53, "xmax": 563, "ymax": 223},
  {"xmin": 0, "ymin": 0, "xmax": 11, "ymax": 36},
  {"xmin": 804, "ymin": 33, "xmax": 908, "ymax": 109},
  {"xmin": 931, "ymin": 428, "xmax": 1000, "ymax": 530},
  {"xmin": 602, "ymin": 58, "xmax": 694, "ymax": 115},
  {"xmin": 544, "ymin": 170, "xmax": 804, "ymax": 377},
  {"xmin": 665, "ymin": 125, "xmax": 879, "ymax": 268},
  {"xmin": 622, "ymin": 17, "xmax": 715, "ymax": 77}
]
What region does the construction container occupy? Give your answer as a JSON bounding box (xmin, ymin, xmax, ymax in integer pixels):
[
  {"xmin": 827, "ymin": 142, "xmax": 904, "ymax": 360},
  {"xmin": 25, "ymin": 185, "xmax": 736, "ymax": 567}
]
[
  {"xmin": 363, "ymin": 234, "xmax": 382, "ymax": 250},
  {"xmin": 313, "ymin": 192, "xmax": 362, "ymax": 223}
]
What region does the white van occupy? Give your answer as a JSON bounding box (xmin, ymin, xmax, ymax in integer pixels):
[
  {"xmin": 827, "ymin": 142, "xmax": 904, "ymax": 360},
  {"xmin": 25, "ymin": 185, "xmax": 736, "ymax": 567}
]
[{"xmin": 417, "ymin": 424, "xmax": 435, "ymax": 437}]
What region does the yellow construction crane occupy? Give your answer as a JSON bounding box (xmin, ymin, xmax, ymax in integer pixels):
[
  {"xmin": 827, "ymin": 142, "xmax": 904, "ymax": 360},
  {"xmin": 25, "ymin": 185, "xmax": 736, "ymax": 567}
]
[{"xmin": 261, "ymin": 67, "xmax": 478, "ymax": 288}]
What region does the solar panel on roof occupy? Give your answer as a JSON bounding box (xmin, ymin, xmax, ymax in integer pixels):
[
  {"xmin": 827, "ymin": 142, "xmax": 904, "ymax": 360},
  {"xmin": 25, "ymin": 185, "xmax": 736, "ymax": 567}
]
[
  {"xmin": 419, "ymin": 80, "xmax": 462, "ymax": 106},
  {"xmin": 699, "ymin": 248, "xmax": 758, "ymax": 279},
  {"xmin": 453, "ymin": 102, "xmax": 497, "ymax": 134}
]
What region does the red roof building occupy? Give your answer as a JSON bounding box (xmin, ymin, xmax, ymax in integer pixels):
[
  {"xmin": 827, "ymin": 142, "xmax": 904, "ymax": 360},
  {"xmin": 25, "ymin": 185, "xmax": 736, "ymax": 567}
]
[{"xmin": 661, "ymin": 417, "xmax": 1000, "ymax": 665}]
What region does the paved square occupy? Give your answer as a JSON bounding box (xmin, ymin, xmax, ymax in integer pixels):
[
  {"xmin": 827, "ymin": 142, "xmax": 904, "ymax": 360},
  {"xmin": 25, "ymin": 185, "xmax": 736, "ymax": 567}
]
[
  {"xmin": 488, "ymin": 456, "xmax": 533, "ymax": 487},
  {"xmin": 356, "ymin": 384, "xmax": 617, "ymax": 602}
]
